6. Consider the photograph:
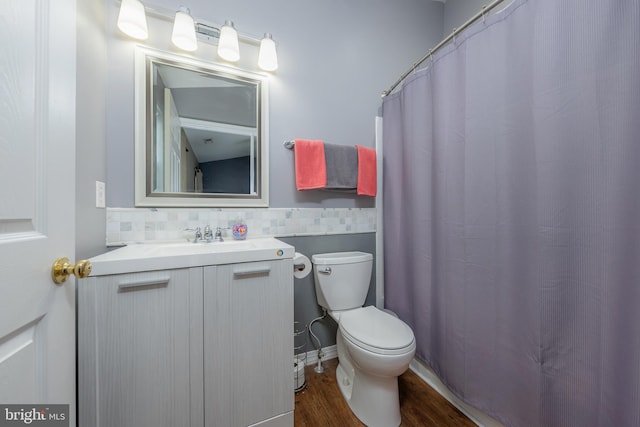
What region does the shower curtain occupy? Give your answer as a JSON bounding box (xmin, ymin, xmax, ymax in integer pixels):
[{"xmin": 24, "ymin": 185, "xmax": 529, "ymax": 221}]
[{"xmin": 382, "ymin": 0, "xmax": 640, "ymax": 426}]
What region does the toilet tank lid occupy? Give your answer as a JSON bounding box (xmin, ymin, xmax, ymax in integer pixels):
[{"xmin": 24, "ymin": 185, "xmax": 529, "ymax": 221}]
[{"xmin": 311, "ymin": 251, "xmax": 373, "ymax": 265}]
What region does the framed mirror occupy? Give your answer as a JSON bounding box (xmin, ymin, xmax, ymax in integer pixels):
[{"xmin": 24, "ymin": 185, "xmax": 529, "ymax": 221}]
[{"xmin": 134, "ymin": 47, "xmax": 269, "ymax": 207}]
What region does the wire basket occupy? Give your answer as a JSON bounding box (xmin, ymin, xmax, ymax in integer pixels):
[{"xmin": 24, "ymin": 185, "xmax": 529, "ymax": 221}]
[{"xmin": 294, "ymin": 321, "xmax": 308, "ymax": 392}]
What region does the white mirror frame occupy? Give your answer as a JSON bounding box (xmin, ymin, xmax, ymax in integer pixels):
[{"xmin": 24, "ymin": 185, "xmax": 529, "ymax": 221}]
[{"xmin": 134, "ymin": 46, "xmax": 269, "ymax": 207}]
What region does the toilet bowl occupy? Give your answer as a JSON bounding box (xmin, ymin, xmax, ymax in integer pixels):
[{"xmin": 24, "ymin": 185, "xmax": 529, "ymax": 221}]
[
  {"xmin": 312, "ymin": 252, "xmax": 416, "ymax": 427},
  {"xmin": 331, "ymin": 306, "xmax": 416, "ymax": 427}
]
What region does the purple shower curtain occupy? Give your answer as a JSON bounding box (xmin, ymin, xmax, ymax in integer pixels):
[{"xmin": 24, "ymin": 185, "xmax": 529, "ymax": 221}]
[{"xmin": 382, "ymin": 0, "xmax": 640, "ymax": 426}]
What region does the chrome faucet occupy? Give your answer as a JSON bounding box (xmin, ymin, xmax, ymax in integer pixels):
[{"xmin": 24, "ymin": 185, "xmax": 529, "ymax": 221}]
[
  {"xmin": 214, "ymin": 226, "xmax": 224, "ymax": 242},
  {"xmin": 187, "ymin": 225, "xmax": 226, "ymax": 243},
  {"xmin": 203, "ymin": 225, "xmax": 214, "ymax": 242},
  {"xmin": 187, "ymin": 227, "xmax": 202, "ymax": 243}
]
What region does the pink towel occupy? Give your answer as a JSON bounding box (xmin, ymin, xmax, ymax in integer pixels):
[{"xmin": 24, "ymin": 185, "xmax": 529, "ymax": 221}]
[
  {"xmin": 356, "ymin": 145, "xmax": 377, "ymax": 196},
  {"xmin": 294, "ymin": 139, "xmax": 327, "ymax": 190}
]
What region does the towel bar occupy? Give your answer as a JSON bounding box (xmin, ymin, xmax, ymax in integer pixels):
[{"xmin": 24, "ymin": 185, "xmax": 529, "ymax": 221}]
[{"xmin": 283, "ymin": 140, "xmax": 295, "ymax": 149}]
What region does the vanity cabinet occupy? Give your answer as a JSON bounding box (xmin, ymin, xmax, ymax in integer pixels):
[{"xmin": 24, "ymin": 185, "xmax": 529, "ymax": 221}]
[
  {"xmin": 204, "ymin": 262, "xmax": 293, "ymax": 426},
  {"xmin": 78, "ymin": 268, "xmax": 198, "ymax": 427},
  {"xmin": 78, "ymin": 255, "xmax": 293, "ymax": 427}
]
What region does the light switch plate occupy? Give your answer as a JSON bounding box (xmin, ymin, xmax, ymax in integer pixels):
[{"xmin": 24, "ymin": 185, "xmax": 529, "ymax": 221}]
[{"xmin": 96, "ymin": 181, "xmax": 106, "ymax": 208}]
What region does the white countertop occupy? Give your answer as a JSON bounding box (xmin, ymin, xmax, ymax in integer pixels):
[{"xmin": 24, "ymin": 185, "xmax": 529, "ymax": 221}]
[{"xmin": 89, "ymin": 237, "xmax": 294, "ymax": 276}]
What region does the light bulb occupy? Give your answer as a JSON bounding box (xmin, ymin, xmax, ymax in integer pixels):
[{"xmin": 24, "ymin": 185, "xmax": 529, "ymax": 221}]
[
  {"xmin": 117, "ymin": 0, "xmax": 148, "ymax": 40},
  {"xmin": 171, "ymin": 7, "xmax": 197, "ymax": 52},
  {"xmin": 217, "ymin": 21, "xmax": 240, "ymax": 62},
  {"xmin": 258, "ymin": 33, "xmax": 278, "ymax": 71}
]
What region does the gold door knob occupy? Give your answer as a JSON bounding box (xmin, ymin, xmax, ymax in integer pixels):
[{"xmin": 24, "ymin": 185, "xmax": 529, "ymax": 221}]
[{"xmin": 51, "ymin": 257, "xmax": 92, "ymax": 284}]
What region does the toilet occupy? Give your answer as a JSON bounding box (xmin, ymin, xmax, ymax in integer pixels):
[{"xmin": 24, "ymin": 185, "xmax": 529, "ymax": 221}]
[{"xmin": 312, "ymin": 251, "xmax": 416, "ymax": 427}]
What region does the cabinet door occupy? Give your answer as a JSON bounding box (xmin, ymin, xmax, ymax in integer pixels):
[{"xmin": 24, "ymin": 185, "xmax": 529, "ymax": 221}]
[
  {"xmin": 79, "ymin": 268, "xmax": 202, "ymax": 427},
  {"xmin": 204, "ymin": 260, "xmax": 294, "ymax": 427}
]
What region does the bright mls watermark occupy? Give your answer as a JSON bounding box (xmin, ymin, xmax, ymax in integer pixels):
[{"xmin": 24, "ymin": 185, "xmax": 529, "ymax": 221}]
[{"xmin": 0, "ymin": 405, "xmax": 68, "ymax": 426}]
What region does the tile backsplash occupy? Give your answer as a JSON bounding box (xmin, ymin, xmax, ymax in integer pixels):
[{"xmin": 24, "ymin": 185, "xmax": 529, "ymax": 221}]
[{"xmin": 106, "ymin": 207, "xmax": 377, "ymax": 246}]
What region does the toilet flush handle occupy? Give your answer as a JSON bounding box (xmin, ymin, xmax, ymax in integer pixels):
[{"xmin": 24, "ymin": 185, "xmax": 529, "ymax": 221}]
[{"xmin": 318, "ymin": 266, "xmax": 332, "ymax": 275}]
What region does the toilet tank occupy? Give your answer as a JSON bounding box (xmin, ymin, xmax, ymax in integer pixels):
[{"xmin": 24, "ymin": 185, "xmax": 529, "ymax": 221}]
[{"xmin": 311, "ymin": 251, "xmax": 373, "ymax": 311}]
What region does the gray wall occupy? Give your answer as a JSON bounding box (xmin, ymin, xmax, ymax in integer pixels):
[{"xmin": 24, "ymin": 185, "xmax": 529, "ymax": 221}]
[
  {"xmin": 74, "ymin": 0, "xmax": 444, "ymax": 336},
  {"xmin": 278, "ymin": 233, "xmax": 376, "ymax": 351},
  {"xmin": 104, "ymin": 0, "xmax": 444, "ymax": 208},
  {"xmin": 200, "ymin": 156, "xmax": 251, "ymax": 193},
  {"xmin": 76, "ymin": 0, "xmax": 108, "ymax": 260},
  {"xmin": 71, "ymin": 0, "xmax": 493, "ymax": 261}
]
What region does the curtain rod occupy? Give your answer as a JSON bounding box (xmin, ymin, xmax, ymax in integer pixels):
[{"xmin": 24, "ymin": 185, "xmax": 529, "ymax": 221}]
[{"xmin": 381, "ymin": 0, "xmax": 509, "ymax": 98}]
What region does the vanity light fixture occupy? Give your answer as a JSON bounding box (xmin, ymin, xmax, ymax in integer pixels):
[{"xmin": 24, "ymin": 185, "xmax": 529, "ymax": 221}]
[
  {"xmin": 117, "ymin": 0, "xmax": 279, "ymax": 71},
  {"xmin": 258, "ymin": 33, "xmax": 278, "ymax": 71},
  {"xmin": 171, "ymin": 6, "xmax": 197, "ymax": 52},
  {"xmin": 117, "ymin": 0, "xmax": 148, "ymax": 40},
  {"xmin": 217, "ymin": 21, "xmax": 240, "ymax": 62}
]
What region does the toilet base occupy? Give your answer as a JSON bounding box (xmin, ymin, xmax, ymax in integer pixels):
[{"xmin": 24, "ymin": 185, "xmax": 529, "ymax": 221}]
[
  {"xmin": 336, "ymin": 362, "xmax": 354, "ymax": 400},
  {"xmin": 335, "ymin": 361, "xmax": 402, "ymax": 427}
]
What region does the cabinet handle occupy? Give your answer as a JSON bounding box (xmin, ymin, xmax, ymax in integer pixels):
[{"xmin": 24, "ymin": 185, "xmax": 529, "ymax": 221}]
[
  {"xmin": 118, "ymin": 276, "xmax": 170, "ymax": 291},
  {"xmin": 233, "ymin": 266, "xmax": 271, "ymax": 278}
]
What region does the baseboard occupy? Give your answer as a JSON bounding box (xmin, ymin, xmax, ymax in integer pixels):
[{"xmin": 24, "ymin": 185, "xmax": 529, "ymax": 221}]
[
  {"xmin": 300, "ymin": 344, "xmax": 337, "ymax": 366},
  {"xmin": 409, "ymin": 358, "xmax": 505, "ymax": 427}
]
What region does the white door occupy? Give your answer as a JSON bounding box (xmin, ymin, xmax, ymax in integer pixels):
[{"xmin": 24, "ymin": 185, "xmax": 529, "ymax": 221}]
[
  {"xmin": 0, "ymin": 0, "xmax": 77, "ymax": 424},
  {"xmin": 164, "ymin": 88, "xmax": 182, "ymax": 192}
]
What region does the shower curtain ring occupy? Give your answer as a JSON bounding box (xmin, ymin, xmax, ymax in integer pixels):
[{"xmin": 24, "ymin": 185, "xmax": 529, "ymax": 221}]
[
  {"xmin": 452, "ymin": 28, "xmax": 457, "ymax": 43},
  {"xmin": 429, "ymin": 49, "xmax": 434, "ymax": 64},
  {"xmin": 482, "ymin": 5, "xmax": 487, "ymax": 23}
]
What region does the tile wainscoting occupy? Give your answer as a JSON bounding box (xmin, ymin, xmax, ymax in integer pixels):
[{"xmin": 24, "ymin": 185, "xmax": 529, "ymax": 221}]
[{"xmin": 106, "ymin": 207, "xmax": 377, "ymax": 246}]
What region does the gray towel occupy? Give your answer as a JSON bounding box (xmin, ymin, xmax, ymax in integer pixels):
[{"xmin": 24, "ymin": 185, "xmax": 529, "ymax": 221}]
[{"xmin": 324, "ymin": 143, "xmax": 358, "ymax": 189}]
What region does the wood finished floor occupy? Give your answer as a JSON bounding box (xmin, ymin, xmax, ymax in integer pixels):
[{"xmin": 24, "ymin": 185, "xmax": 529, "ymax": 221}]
[{"xmin": 294, "ymin": 358, "xmax": 476, "ymax": 427}]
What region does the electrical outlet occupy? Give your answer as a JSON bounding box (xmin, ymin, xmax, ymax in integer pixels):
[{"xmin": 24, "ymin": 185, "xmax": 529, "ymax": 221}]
[{"xmin": 96, "ymin": 181, "xmax": 106, "ymax": 208}]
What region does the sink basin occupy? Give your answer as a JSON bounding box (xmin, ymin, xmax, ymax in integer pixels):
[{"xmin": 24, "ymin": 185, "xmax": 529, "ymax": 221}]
[
  {"xmin": 143, "ymin": 239, "xmax": 257, "ymax": 255},
  {"xmin": 89, "ymin": 238, "xmax": 294, "ymax": 276}
]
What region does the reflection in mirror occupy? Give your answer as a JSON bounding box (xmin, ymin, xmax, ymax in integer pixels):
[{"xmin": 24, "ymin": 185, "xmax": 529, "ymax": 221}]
[
  {"xmin": 151, "ymin": 63, "xmax": 257, "ymax": 194},
  {"xmin": 135, "ymin": 47, "xmax": 269, "ymax": 207}
]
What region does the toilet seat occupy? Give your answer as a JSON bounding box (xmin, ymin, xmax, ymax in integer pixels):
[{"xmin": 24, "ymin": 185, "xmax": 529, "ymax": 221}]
[{"xmin": 339, "ymin": 306, "xmax": 415, "ymax": 355}]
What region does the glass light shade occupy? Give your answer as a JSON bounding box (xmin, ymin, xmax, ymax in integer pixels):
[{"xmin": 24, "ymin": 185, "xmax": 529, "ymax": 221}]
[
  {"xmin": 171, "ymin": 8, "xmax": 197, "ymax": 52},
  {"xmin": 117, "ymin": 0, "xmax": 148, "ymax": 40},
  {"xmin": 217, "ymin": 21, "xmax": 240, "ymax": 62},
  {"xmin": 258, "ymin": 33, "xmax": 278, "ymax": 71}
]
